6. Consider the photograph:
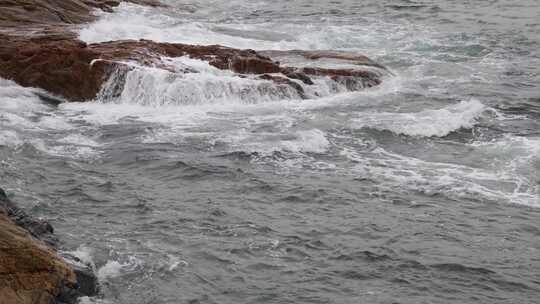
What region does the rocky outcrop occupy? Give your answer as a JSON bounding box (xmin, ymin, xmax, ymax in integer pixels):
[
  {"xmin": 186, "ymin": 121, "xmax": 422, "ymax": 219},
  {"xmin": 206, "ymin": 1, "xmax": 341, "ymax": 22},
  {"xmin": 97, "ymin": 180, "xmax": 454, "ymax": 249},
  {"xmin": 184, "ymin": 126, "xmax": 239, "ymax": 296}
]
[
  {"xmin": 0, "ymin": 190, "xmax": 100, "ymax": 304},
  {"xmin": 0, "ymin": 0, "xmax": 164, "ymax": 27},
  {"xmin": 0, "ymin": 189, "xmax": 59, "ymax": 248},
  {"xmin": 0, "ymin": 0, "xmax": 387, "ymax": 102},
  {"xmin": 0, "ymin": 35, "xmax": 385, "ymax": 102},
  {"xmin": 0, "ymin": 216, "xmax": 73, "ymax": 304},
  {"xmin": 0, "ymin": 188, "xmax": 98, "ymax": 304},
  {"xmin": 0, "ymin": 37, "xmax": 288, "ymax": 101}
]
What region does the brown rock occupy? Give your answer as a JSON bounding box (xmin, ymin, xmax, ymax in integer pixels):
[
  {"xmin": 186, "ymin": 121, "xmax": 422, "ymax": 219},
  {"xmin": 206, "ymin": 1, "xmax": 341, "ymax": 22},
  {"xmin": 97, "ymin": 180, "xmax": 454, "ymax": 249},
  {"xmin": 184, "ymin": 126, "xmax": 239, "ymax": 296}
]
[
  {"xmin": 301, "ymin": 67, "xmax": 382, "ymax": 88},
  {"xmin": 0, "ymin": 193, "xmax": 77, "ymax": 304},
  {"xmin": 0, "ymin": 35, "xmax": 110, "ymax": 101},
  {"xmin": 0, "ymin": 0, "xmax": 165, "ymax": 27},
  {"xmin": 0, "ymin": 188, "xmax": 99, "ymax": 304},
  {"xmin": 0, "ymin": 0, "xmax": 386, "ymax": 102},
  {"xmin": 0, "ymin": 0, "xmax": 117, "ymax": 26},
  {"xmin": 259, "ymin": 49, "xmax": 389, "ymax": 71},
  {"xmin": 0, "ymin": 37, "xmax": 287, "ymax": 101}
]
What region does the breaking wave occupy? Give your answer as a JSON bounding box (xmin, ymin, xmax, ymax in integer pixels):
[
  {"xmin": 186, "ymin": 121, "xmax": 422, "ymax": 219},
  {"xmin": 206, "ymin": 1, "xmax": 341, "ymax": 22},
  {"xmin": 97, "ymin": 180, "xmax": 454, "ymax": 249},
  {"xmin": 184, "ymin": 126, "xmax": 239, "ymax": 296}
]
[
  {"xmin": 352, "ymin": 99, "xmax": 488, "ymax": 137},
  {"xmin": 97, "ymin": 57, "xmax": 376, "ymax": 106}
]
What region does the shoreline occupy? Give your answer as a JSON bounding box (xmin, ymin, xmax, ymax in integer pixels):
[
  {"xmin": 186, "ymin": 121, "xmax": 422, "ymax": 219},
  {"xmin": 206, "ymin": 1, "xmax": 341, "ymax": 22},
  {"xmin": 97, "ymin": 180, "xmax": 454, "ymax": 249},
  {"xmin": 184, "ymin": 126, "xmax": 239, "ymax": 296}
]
[
  {"xmin": 0, "ymin": 1, "xmax": 387, "ymax": 303},
  {"xmin": 0, "ymin": 187, "xmax": 97, "ymax": 304}
]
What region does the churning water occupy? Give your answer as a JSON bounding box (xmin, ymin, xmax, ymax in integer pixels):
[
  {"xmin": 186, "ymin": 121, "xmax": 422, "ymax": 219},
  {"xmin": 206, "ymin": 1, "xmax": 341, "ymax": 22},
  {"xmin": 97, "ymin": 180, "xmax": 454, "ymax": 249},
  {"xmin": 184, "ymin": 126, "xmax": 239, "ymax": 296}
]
[{"xmin": 1, "ymin": 0, "xmax": 540, "ymax": 303}]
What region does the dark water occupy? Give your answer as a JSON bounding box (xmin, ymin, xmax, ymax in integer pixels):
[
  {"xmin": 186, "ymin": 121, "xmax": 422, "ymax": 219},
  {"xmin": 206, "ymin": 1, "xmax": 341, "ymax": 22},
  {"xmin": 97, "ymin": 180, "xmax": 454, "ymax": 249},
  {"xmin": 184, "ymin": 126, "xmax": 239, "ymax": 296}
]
[{"xmin": 1, "ymin": 0, "xmax": 539, "ymax": 303}]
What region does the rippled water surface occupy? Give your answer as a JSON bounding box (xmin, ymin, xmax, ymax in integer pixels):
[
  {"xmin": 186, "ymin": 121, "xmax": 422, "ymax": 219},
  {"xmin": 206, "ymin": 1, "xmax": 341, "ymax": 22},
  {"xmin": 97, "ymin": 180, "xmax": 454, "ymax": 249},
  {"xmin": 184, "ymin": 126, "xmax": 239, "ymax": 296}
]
[{"xmin": 1, "ymin": 0, "xmax": 540, "ymax": 303}]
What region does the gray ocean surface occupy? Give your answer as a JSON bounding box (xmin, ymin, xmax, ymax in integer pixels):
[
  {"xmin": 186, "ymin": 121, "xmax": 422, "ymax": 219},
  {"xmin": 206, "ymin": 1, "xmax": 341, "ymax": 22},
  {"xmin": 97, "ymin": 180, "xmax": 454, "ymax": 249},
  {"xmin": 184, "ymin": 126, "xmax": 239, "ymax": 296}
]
[{"xmin": 1, "ymin": 0, "xmax": 540, "ymax": 303}]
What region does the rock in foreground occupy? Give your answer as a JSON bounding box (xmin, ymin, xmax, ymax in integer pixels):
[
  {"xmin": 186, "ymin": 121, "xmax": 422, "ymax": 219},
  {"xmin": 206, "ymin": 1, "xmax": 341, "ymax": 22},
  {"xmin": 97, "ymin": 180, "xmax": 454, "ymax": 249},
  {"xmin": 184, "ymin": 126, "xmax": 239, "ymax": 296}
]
[{"xmin": 0, "ymin": 188, "xmax": 97, "ymax": 304}]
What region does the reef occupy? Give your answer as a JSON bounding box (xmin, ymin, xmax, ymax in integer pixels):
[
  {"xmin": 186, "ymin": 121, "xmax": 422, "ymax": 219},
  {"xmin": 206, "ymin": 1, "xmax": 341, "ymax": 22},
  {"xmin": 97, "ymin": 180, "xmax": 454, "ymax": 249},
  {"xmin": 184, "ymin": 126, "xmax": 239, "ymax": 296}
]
[{"xmin": 0, "ymin": 0, "xmax": 386, "ymax": 102}]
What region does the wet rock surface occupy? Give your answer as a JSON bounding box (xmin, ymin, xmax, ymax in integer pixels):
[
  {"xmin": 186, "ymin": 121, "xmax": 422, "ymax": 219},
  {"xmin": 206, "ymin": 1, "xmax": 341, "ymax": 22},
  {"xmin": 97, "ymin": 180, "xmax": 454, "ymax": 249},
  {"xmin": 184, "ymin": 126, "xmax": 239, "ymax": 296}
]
[
  {"xmin": 56, "ymin": 253, "xmax": 100, "ymax": 304},
  {"xmin": 0, "ymin": 0, "xmax": 164, "ymax": 27},
  {"xmin": 0, "ymin": 187, "xmax": 98, "ymax": 304},
  {"xmin": 0, "ymin": 0, "xmax": 386, "ymax": 102},
  {"xmin": 0, "ymin": 188, "xmax": 58, "ymax": 248}
]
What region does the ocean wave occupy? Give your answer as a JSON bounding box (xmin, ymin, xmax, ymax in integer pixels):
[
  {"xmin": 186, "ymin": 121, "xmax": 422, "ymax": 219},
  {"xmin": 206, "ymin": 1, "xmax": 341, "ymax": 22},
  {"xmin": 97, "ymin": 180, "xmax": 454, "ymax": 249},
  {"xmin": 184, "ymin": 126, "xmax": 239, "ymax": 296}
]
[
  {"xmin": 79, "ymin": 3, "xmax": 351, "ymax": 50},
  {"xmin": 352, "ymin": 99, "xmax": 488, "ymax": 137},
  {"xmin": 97, "ymin": 256, "xmax": 143, "ymax": 281},
  {"xmin": 97, "ymin": 56, "xmax": 373, "ymax": 107},
  {"xmin": 98, "ymin": 58, "xmax": 302, "ymax": 106},
  {"xmin": 222, "ymin": 129, "xmax": 331, "ymax": 155},
  {"xmin": 60, "ymin": 245, "xmax": 97, "ymax": 272},
  {"xmin": 0, "ymin": 79, "xmax": 103, "ymax": 157},
  {"xmin": 78, "ymin": 297, "xmax": 113, "ymax": 304},
  {"xmin": 341, "ymin": 144, "xmax": 540, "ymax": 208},
  {"xmin": 0, "ymin": 130, "xmax": 23, "ymax": 148},
  {"xmin": 77, "ymin": 2, "xmax": 434, "ymax": 56}
]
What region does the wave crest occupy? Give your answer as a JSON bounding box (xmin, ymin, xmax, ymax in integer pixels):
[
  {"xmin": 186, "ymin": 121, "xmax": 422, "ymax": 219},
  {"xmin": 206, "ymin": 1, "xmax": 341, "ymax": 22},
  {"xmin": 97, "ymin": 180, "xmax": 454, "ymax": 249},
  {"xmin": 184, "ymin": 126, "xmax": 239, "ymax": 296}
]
[{"xmin": 353, "ymin": 99, "xmax": 487, "ymax": 137}]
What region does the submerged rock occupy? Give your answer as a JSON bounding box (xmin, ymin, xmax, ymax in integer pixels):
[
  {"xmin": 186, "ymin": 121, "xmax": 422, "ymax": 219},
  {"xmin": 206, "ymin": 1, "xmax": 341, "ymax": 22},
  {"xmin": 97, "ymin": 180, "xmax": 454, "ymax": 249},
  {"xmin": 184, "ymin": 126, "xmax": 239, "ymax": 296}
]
[{"xmin": 0, "ymin": 188, "xmax": 99, "ymax": 304}]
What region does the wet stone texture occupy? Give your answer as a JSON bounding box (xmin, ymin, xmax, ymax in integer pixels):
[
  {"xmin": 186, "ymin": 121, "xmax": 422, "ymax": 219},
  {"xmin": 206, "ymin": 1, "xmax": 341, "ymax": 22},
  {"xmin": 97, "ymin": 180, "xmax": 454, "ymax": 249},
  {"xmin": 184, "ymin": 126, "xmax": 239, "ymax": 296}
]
[{"xmin": 0, "ymin": 0, "xmax": 386, "ymax": 102}]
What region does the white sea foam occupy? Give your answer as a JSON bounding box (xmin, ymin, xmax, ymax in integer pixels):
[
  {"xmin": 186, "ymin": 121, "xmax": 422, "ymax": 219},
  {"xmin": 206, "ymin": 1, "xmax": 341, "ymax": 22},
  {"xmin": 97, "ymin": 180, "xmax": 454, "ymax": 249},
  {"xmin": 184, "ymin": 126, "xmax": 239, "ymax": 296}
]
[
  {"xmin": 282, "ymin": 129, "xmax": 330, "ymax": 154},
  {"xmin": 166, "ymin": 254, "xmax": 187, "ymax": 272},
  {"xmin": 0, "ymin": 79, "xmax": 104, "ymax": 157},
  {"xmin": 38, "ymin": 144, "xmax": 101, "ymax": 159},
  {"xmin": 0, "ymin": 79, "xmax": 46, "ymax": 109},
  {"xmin": 0, "ymin": 78, "xmax": 75, "ymax": 131},
  {"xmin": 58, "ymin": 134, "xmax": 101, "ymax": 148},
  {"xmin": 470, "ymin": 135, "xmax": 540, "ymax": 205},
  {"xmin": 102, "ymin": 60, "xmax": 301, "ymax": 106},
  {"xmin": 341, "ymin": 141, "xmax": 540, "ymax": 207},
  {"xmin": 69, "ymin": 245, "xmax": 95, "ymax": 266},
  {"xmin": 78, "ymin": 297, "xmax": 113, "ymax": 304},
  {"xmin": 97, "ymin": 256, "xmax": 143, "ymax": 281},
  {"xmin": 97, "ymin": 261, "xmax": 125, "ymax": 280},
  {"xmin": 0, "ymin": 130, "xmax": 23, "ymax": 148},
  {"xmin": 78, "ymin": 3, "xmax": 434, "ymax": 56},
  {"xmin": 61, "ymin": 245, "xmax": 96, "ymax": 270},
  {"xmin": 36, "ymin": 115, "xmax": 75, "ymax": 130},
  {"xmin": 97, "ymin": 57, "xmax": 371, "ymax": 107},
  {"xmin": 0, "ymin": 79, "xmax": 48, "ymax": 149},
  {"xmin": 219, "ymin": 128, "xmax": 330, "ymax": 155},
  {"xmin": 0, "ymin": 79, "xmax": 47, "ymax": 128},
  {"xmin": 352, "ymin": 99, "xmax": 487, "ymax": 137},
  {"xmin": 79, "ymin": 3, "xmax": 337, "ymax": 50}
]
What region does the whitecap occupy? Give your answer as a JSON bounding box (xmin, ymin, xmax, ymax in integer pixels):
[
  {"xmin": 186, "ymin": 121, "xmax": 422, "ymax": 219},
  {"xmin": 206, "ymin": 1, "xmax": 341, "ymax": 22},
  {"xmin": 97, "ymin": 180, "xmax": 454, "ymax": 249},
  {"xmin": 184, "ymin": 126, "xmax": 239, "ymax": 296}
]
[
  {"xmin": 97, "ymin": 256, "xmax": 143, "ymax": 281},
  {"xmin": 99, "ymin": 60, "xmax": 302, "ymax": 106},
  {"xmin": 97, "ymin": 261, "xmax": 125, "ymax": 280},
  {"xmin": 78, "ymin": 297, "xmax": 114, "ymax": 304},
  {"xmin": 224, "ymin": 128, "xmax": 330, "ymax": 154},
  {"xmin": 341, "ymin": 145, "xmax": 540, "ymax": 208},
  {"xmin": 77, "ymin": 2, "xmax": 436, "ymax": 55},
  {"xmin": 0, "ymin": 130, "xmax": 23, "ymax": 148},
  {"xmin": 58, "ymin": 134, "xmax": 101, "ymax": 148},
  {"xmin": 351, "ymin": 99, "xmax": 488, "ymax": 137},
  {"xmin": 96, "ymin": 56, "xmax": 373, "ymax": 107}
]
